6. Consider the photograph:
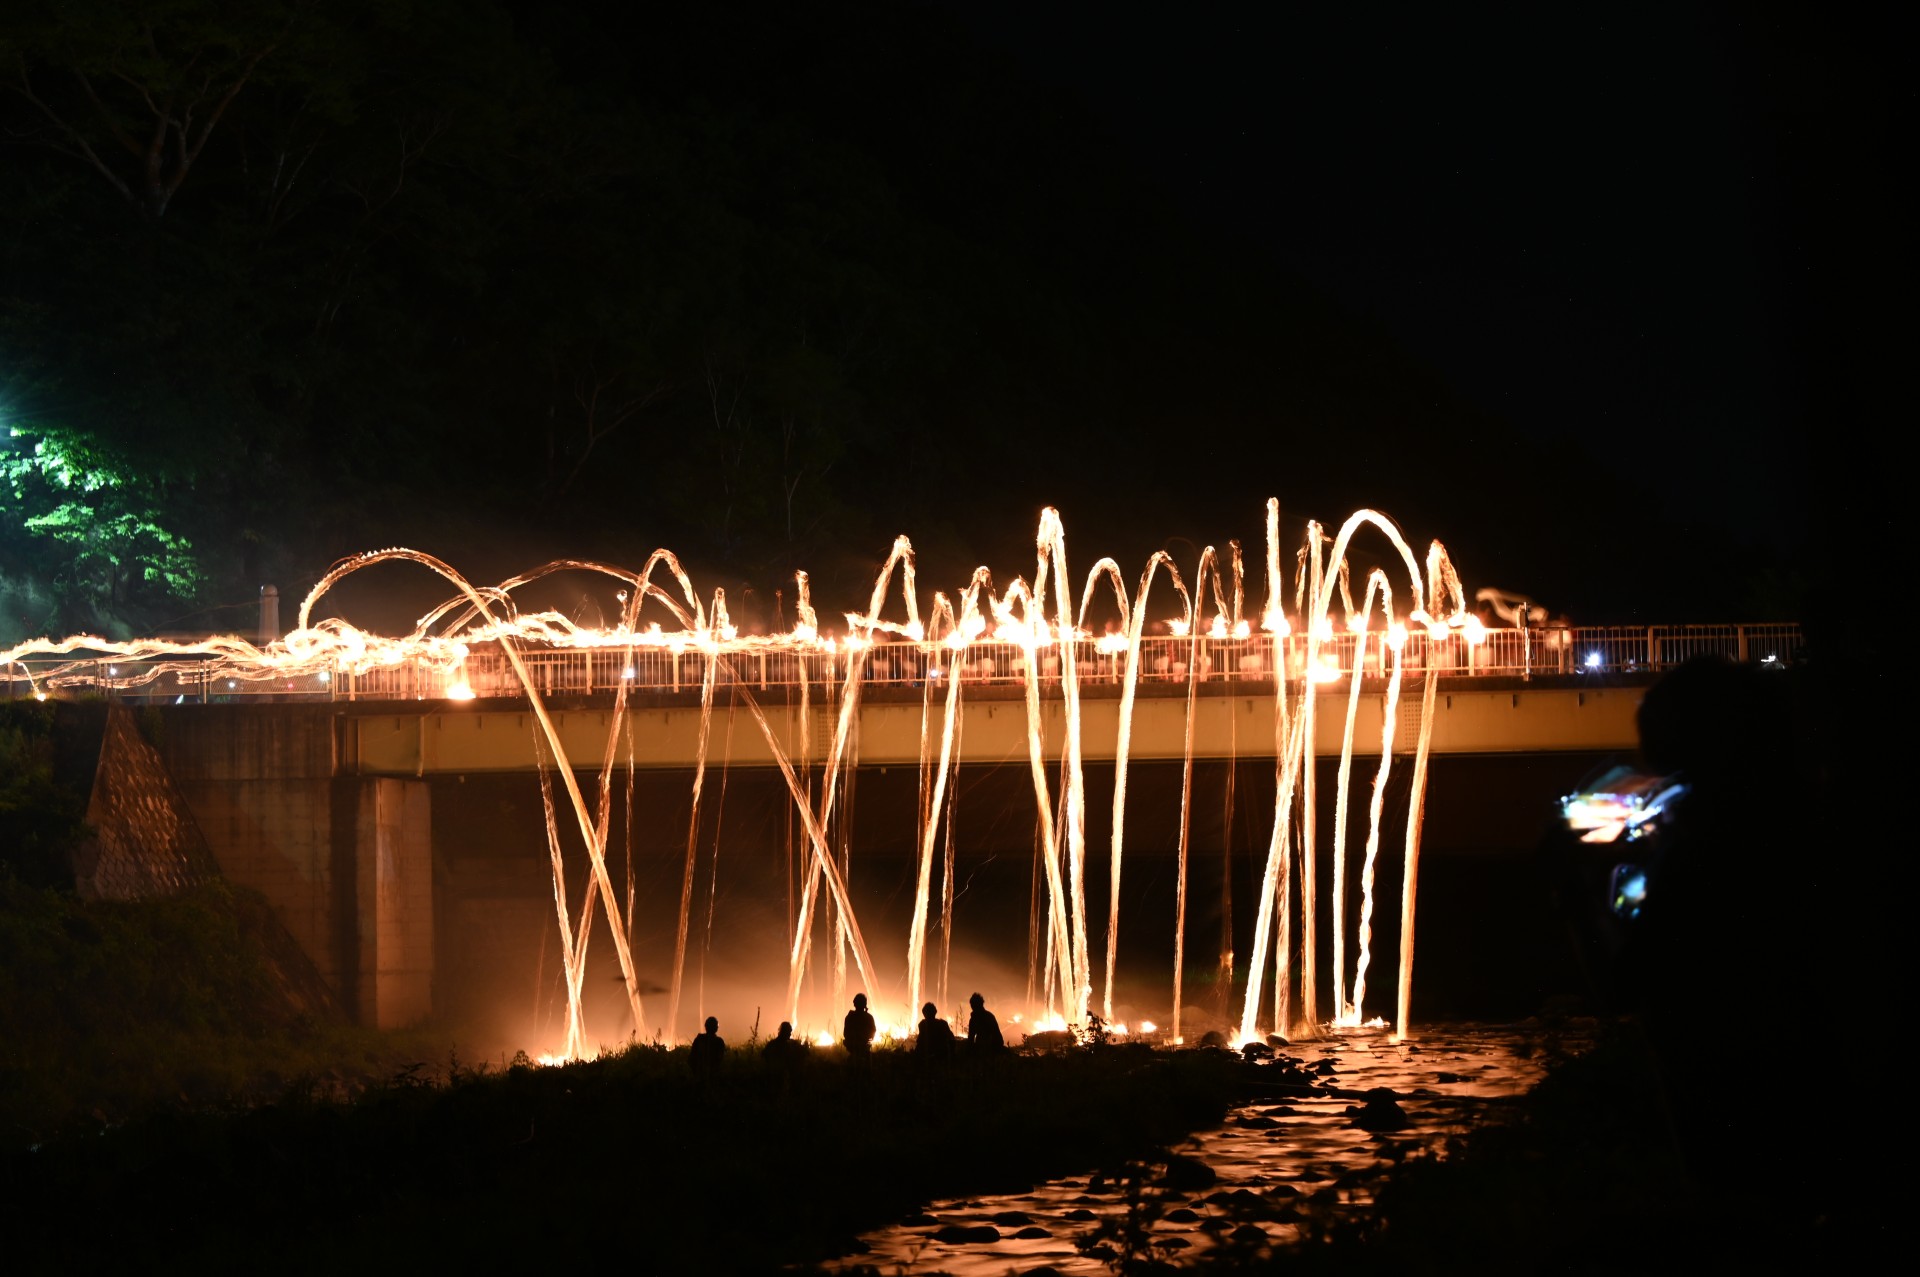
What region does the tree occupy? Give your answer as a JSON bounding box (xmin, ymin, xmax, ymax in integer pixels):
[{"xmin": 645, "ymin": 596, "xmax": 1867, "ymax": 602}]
[
  {"xmin": 1, "ymin": 420, "xmax": 203, "ymax": 633},
  {"xmin": 0, "ymin": 1, "xmax": 331, "ymax": 219}
]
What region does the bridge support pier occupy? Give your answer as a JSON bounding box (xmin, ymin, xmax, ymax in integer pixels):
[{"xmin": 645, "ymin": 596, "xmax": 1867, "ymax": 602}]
[
  {"xmin": 154, "ymin": 706, "xmax": 434, "ymax": 1028},
  {"xmin": 336, "ymin": 778, "xmax": 433, "ymax": 1029}
]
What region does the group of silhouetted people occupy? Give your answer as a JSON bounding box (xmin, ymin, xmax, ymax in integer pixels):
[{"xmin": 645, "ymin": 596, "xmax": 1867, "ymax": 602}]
[
  {"xmin": 917, "ymin": 991, "xmax": 1003, "ymax": 1056},
  {"xmin": 686, "ymin": 991, "xmax": 1008, "ymax": 1080}
]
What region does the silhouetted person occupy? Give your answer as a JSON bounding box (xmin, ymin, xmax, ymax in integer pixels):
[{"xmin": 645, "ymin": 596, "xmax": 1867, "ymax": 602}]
[
  {"xmin": 842, "ymin": 992, "xmax": 876, "ymax": 1059},
  {"xmin": 689, "ymin": 1015, "xmax": 724, "ymax": 1082},
  {"xmin": 915, "ymin": 1001, "xmax": 955, "ymax": 1061},
  {"xmin": 1615, "ymin": 656, "xmax": 1845, "ymax": 1216},
  {"xmin": 763, "ymin": 1020, "xmax": 806, "ymax": 1077},
  {"xmin": 965, "ymin": 992, "xmax": 1004, "ymax": 1052}
]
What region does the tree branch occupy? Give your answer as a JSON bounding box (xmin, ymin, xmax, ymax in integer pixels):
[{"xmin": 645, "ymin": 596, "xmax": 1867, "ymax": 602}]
[
  {"xmin": 79, "ymin": 71, "xmax": 149, "ymax": 159},
  {"xmin": 7, "ymin": 59, "xmax": 136, "ymax": 205},
  {"xmin": 158, "ymin": 44, "xmax": 274, "ymax": 216}
]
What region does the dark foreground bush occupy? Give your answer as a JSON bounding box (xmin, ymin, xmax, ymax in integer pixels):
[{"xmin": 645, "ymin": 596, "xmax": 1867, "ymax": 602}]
[
  {"xmin": 4, "ymin": 1036, "xmax": 1242, "ymax": 1274},
  {"xmin": 0, "ymin": 874, "xmax": 441, "ymax": 1149}
]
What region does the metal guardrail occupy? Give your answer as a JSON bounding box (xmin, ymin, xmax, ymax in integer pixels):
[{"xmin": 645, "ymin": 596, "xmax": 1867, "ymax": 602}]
[{"xmin": 4, "ymin": 623, "xmax": 1807, "ymax": 704}]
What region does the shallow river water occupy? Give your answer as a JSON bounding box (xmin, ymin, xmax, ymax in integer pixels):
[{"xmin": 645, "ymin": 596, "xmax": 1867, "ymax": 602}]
[{"xmin": 814, "ymin": 1020, "xmax": 1578, "ymax": 1276}]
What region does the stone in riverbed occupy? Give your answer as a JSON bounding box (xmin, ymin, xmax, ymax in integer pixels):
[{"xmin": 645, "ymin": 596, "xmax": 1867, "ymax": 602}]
[
  {"xmin": 933, "ymin": 1223, "xmax": 1001, "ymax": 1244},
  {"xmin": 1346, "ymin": 1087, "xmax": 1411, "ymax": 1132},
  {"xmin": 991, "ymin": 1210, "xmax": 1033, "ymax": 1225},
  {"xmin": 1158, "ymin": 1152, "xmax": 1217, "ymax": 1190},
  {"xmin": 1012, "ymin": 1226, "xmax": 1052, "ymax": 1239}
]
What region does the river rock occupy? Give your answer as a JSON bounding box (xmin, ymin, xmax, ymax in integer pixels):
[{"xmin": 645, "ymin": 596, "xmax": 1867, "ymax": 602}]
[
  {"xmin": 1347, "ymin": 1087, "xmax": 1411, "ymax": 1131},
  {"xmin": 933, "ymin": 1223, "xmax": 1000, "ymax": 1244},
  {"xmin": 1159, "ymin": 1153, "xmax": 1217, "ymax": 1190}
]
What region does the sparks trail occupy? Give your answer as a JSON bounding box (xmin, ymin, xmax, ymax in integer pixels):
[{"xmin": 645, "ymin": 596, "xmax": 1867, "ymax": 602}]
[{"xmin": 4, "ymin": 503, "xmax": 1473, "ymax": 1056}]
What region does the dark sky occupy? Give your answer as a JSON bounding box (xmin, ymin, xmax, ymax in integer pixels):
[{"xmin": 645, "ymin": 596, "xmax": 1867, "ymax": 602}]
[
  {"xmin": 4, "ymin": 2, "xmax": 1894, "ymax": 636},
  {"xmin": 952, "ymin": 2, "xmax": 1893, "ymax": 622}
]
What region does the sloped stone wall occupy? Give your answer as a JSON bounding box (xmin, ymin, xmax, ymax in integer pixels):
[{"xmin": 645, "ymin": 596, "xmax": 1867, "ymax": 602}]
[{"xmin": 74, "ymin": 705, "xmax": 221, "ymax": 901}]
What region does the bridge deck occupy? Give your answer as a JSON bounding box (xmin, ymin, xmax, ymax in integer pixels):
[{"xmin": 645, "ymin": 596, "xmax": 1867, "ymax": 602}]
[{"xmin": 331, "ymin": 673, "xmax": 1656, "ymax": 774}]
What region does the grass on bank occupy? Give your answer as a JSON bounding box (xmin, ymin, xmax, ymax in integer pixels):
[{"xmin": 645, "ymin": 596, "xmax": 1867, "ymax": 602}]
[
  {"xmin": 6, "ymin": 1022, "xmax": 1244, "ymax": 1273},
  {"xmin": 0, "ymin": 872, "xmax": 451, "ymax": 1149}
]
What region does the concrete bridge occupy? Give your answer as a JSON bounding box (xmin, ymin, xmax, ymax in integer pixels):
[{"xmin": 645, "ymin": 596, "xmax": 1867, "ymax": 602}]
[
  {"xmin": 102, "ymin": 671, "xmax": 1642, "ymax": 1027},
  {"xmin": 43, "ymin": 622, "xmax": 1800, "ymax": 1040},
  {"xmin": 336, "ymin": 675, "xmax": 1648, "ymax": 772}
]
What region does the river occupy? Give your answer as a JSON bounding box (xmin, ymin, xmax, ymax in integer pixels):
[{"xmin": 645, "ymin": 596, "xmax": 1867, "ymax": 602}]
[{"xmin": 814, "ymin": 1019, "xmax": 1579, "ymax": 1274}]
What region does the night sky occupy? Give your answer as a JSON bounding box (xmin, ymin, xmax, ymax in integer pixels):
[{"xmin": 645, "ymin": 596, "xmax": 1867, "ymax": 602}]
[
  {"xmin": 1, "ymin": 2, "xmax": 1897, "ymax": 638},
  {"xmin": 960, "ymin": 2, "xmax": 1889, "ymax": 623}
]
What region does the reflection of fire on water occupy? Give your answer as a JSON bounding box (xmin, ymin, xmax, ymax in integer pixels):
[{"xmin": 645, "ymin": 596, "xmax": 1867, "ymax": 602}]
[{"xmin": 4, "ymin": 503, "xmax": 1473, "ymax": 1059}]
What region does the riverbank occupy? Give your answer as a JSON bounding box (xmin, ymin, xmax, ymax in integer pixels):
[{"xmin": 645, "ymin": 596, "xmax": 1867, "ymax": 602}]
[
  {"xmin": 0, "ymin": 874, "xmax": 450, "ymax": 1149},
  {"xmin": 4, "ymin": 1036, "xmax": 1247, "ymax": 1273}
]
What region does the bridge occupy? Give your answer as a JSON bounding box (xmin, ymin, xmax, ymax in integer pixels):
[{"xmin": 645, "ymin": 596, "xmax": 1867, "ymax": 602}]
[
  {"xmin": 9, "ymin": 621, "xmax": 1802, "ymax": 766},
  {"xmin": 17, "ymin": 620, "xmax": 1800, "ymax": 1038}
]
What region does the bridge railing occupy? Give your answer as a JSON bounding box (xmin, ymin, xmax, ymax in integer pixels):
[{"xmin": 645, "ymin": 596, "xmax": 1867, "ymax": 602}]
[{"xmin": 5, "ymin": 621, "xmax": 1806, "ymax": 703}]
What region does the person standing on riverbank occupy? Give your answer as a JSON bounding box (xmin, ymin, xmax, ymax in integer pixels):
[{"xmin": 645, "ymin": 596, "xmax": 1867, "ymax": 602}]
[
  {"xmin": 763, "ymin": 1020, "xmax": 806, "ymax": 1093},
  {"xmin": 690, "ymin": 1016, "xmax": 725, "ymax": 1083},
  {"xmin": 915, "ymin": 1002, "xmax": 955, "ymax": 1062},
  {"xmin": 965, "ymin": 992, "xmax": 1004, "ymax": 1052},
  {"xmin": 842, "ymin": 993, "xmax": 876, "ymax": 1063}
]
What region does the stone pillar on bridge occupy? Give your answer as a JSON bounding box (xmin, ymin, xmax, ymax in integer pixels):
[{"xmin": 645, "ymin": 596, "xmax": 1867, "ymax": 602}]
[
  {"xmin": 152, "ymin": 705, "xmax": 435, "ymax": 1030},
  {"xmin": 350, "ymin": 778, "xmax": 433, "ymax": 1028}
]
